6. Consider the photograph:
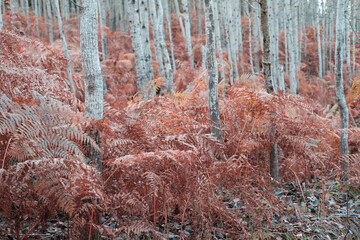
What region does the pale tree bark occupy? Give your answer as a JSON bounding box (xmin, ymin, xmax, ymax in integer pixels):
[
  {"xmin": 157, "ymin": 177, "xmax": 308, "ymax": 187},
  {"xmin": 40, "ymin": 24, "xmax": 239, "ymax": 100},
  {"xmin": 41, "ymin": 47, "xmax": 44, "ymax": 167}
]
[
  {"xmin": 245, "ymin": 1, "xmax": 254, "ymax": 75},
  {"xmin": 213, "ymin": 0, "xmax": 225, "ymax": 79},
  {"xmin": 139, "ymin": 0, "xmax": 155, "ymax": 87},
  {"xmin": 80, "ymin": 0, "xmax": 104, "ymax": 173},
  {"xmin": 150, "ymin": 0, "xmax": 165, "ymax": 77},
  {"xmin": 53, "ymin": 0, "xmax": 74, "ymax": 98},
  {"xmin": 260, "ymin": 0, "xmax": 278, "ymax": 181},
  {"xmin": 226, "ymin": 0, "xmax": 238, "ymax": 81},
  {"xmin": 196, "ymin": 0, "xmax": 202, "ymax": 35},
  {"xmin": 46, "ymin": 0, "xmax": 54, "ymax": 43},
  {"xmin": 285, "ymin": 0, "xmax": 297, "ymax": 94},
  {"xmin": 317, "ymin": 0, "xmax": 323, "ymax": 79},
  {"xmin": 174, "ymin": 0, "xmax": 186, "ymax": 36},
  {"xmin": 205, "ymin": 0, "xmax": 221, "ymax": 141},
  {"xmin": 345, "ymin": 6, "xmax": 351, "ymax": 85},
  {"xmin": 98, "ymin": 0, "xmax": 108, "ymax": 60},
  {"xmin": 156, "ymin": 0, "xmax": 174, "ymax": 93},
  {"xmin": 163, "ymin": 0, "xmax": 176, "ymax": 71},
  {"xmin": 109, "ymin": 0, "xmax": 117, "ymax": 31},
  {"xmin": 181, "ymin": 0, "xmax": 194, "ymax": 68},
  {"xmin": 128, "ymin": 0, "xmax": 154, "ymax": 95},
  {"xmin": 352, "ymin": 0, "xmax": 357, "ymax": 74},
  {"xmin": 335, "ymin": 0, "xmax": 349, "ymax": 169},
  {"xmin": 0, "ymin": 0, "xmax": 2, "ymax": 29},
  {"xmin": 253, "ymin": 0, "xmax": 261, "ymax": 73},
  {"xmin": 61, "ymin": 0, "xmax": 70, "ymax": 21},
  {"xmin": 34, "ymin": 0, "xmax": 40, "ymax": 38}
]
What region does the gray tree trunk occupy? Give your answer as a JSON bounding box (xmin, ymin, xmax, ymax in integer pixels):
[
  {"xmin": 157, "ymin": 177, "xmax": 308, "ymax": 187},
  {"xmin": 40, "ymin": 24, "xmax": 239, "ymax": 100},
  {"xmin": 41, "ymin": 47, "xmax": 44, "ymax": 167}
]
[
  {"xmin": 99, "ymin": 0, "xmax": 108, "ymax": 60},
  {"xmin": 334, "ymin": 0, "xmax": 349, "ymax": 169},
  {"xmin": 163, "ymin": 0, "xmax": 176, "ymax": 71},
  {"xmin": 174, "ymin": 0, "xmax": 186, "ymax": 36},
  {"xmin": 213, "ymin": 0, "xmax": 225, "ymax": 79},
  {"xmin": 205, "ymin": 0, "xmax": 221, "ymax": 141},
  {"xmin": 245, "ymin": 2, "xmax": 254, "ymax": 75},
  {"xmin": 260, "ymin": 0, "xmax": 278, "ymax": 181},
  {"xmin": 181, "ymin": 0, "xmax": 194, "ymax": 68},
  {"xmin": 0, "ymin": 0, "xmax": 2, "ymax": 29},
  {"xmin": 285, "ymin": 0, "xmax": 297, "ymax": 94},
  {"xmin": 128, "ymin": 0, "xmax": 154, "ymax": 95},
  {"xmin": 317, "ymin": 0, "xmax": 323, "ymax": 79},
  {"xmin": 46, "ymin": 0, "xmax": 54, "ymax": 43},
  {"xmin": 150, "ymin": 0, "xmax": 165, "ymax": 77},
  {"xmin": 156, "ymin": 0, "xmax": 174, "ymax": 93},
  {"xmin": 53, "ymin": 0, "xmax": 74, "ymax": 98}
]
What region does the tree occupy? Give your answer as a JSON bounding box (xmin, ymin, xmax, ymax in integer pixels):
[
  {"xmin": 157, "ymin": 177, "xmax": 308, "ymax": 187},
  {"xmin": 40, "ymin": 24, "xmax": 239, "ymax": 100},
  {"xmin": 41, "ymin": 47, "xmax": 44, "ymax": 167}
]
[
  {"xmin": 79, "ymin": 0, "xmax": 104, "ymax": 171},
  {"xmin": 0, "ymin": 0, "xmax": 3, "ymax": 29},
  {"xmin": 260, "ymin": 0, "xmax": 278, "ymax": 180},
  {"xmin": 205, "ymin": 0, "xmax": 221, "ymax": 141},
  {"xmin": 181, "ymin": 0, "xmax": 194, "ymax": 68},
  {"xmin": 53, "ymin": 0, "xmax": 74, "ymax": 98},
  {"xmin": 128, "ymin": 0, "xmax": 154, "ymax": 96},
  {"xmin": 334, "ymin": 0, "xmax": 349, "ymax": 170}
]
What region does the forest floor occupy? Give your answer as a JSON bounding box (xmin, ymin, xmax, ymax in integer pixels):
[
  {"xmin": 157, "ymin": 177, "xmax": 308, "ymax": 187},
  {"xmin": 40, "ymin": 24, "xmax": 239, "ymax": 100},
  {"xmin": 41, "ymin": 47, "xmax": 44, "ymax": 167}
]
[{"xmin": 3, "ymin": 180, "xmax": 359, "ymax": 240}]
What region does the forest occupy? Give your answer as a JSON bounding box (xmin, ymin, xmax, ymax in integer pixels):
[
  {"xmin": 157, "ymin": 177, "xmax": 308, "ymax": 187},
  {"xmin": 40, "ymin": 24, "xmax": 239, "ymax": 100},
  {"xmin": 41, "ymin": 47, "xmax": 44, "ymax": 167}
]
[{"xmin": 0, "ymin": 0, "xmax": 359, "ymax": 239}]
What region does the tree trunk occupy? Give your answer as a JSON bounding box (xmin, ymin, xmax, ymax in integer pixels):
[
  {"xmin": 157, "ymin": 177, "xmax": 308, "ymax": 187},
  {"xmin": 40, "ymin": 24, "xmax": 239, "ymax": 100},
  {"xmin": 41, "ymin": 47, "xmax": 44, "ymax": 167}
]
[
  {"xmin": 181, "ymin": 0, "xmax": 194, "ymax": 68},
  {"xmin": 80, "ymin": 0, "xmax": 104, "ymax": 170},
  {"xmin": 163, "ymin": 0, "xmax": 176, "ymax": 71},
  {"xmin": 156, "ymin": 0, "xmax": 174, "ymax": 93},
  {"xmin": 317, "ymin": 0, "xmax": 322, "ymax": 80},
  {"xmin": 335, "ymin": 0, "xmax": 349, "ymax": 170},
  {"xmin": 205, "ymin": 0, "xmax": 221, "ymax": 141},
  {"xmin": 46, "ymin": 0, "xmax": 53, "ymax": 43},
  {"xmin": 0, "ymin": 0, "xmax": 3, "ymax": 29},
  {"xmin": 53, "ymin": 0, "xmax": 74, "ymax": 99},
  {"xmin": 128, "ymin": 0, "xmax": 154, "ymax": 96},
  {"xmin": 260, "ymin": 0, "xmax": 278, "ymax": 181},
  {"xmin": 98, "ymin": 0, "xmax": 108, "ymax": 60},
  {"xmin": 285, "ymin": 0, "xmax": 297, "ymax": 94}
]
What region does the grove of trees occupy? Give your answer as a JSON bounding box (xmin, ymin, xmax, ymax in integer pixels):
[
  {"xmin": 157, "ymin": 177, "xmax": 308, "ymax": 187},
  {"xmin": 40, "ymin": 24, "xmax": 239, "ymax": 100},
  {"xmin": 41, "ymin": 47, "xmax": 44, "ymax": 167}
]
[{"xmin": 0, "ymin": 0, "xmax": 359, "ymax": 239}]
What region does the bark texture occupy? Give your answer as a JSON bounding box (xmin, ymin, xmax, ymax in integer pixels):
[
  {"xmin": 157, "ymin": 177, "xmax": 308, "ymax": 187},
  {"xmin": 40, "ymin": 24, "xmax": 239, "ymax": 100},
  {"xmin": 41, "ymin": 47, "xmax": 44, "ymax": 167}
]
[
  {"xmin": 335, "ymin": 0, "xmax": 349, "ymax": 170},
  {"xmin": 205, "ymin": 0, "xmax": 221, "ymax": 141},
  {"xmin": 260, "ymin": 0, "xmax": 278, "ymax": 181}
]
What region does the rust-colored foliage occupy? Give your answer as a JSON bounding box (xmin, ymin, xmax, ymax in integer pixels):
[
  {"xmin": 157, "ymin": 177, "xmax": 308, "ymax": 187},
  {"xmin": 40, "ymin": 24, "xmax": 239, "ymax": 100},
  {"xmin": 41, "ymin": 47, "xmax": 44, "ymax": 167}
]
[{"xmin": 0, "ymin": 7, "xmax": 360, "ymax": 240}]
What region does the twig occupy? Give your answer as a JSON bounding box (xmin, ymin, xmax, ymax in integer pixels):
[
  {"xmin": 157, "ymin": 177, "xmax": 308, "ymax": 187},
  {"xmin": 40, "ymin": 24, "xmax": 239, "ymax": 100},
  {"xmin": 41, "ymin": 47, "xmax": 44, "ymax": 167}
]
[
  {"xmin": 20, "ymin": 220, "xmax": 40, "ymax": 240},
  {"xmin": 1, "ymin": 137, "xmax": 12, "ymax": 169}
]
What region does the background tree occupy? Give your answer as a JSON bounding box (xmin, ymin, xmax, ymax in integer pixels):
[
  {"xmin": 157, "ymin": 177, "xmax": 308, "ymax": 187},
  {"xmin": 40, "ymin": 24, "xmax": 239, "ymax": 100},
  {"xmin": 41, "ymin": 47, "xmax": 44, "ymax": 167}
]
[
  {"xmin": 205, "ymin": 0, "xmax": 221, "ymax": 141},
  {"xmin": 80, "ymin": 0, "xmax": 104, "ymax": 171},
  {"xmin": 335, "ymin": 0, "xmax": 349, "ymax": 169},
  {"xmin": 260, "ymin": 0, "xmax": 278, "ymax": 180}
]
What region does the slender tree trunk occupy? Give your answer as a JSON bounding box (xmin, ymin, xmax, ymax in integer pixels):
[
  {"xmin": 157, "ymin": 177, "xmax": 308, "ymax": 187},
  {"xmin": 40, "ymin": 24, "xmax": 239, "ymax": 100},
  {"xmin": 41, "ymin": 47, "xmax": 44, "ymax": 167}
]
[
  {"xmin": 139, "ymin": 0, "xmax": 155, "ymax": 90},
  {"xmin": 205, "ymin": 0, "xmax": 221, "ymax": 141},
  {"xmin": 245, "ymin": 2, "xmax": 254, "ymax": 75},
  {"xmin": 253, "ymin": 1, "xmax": 260, "ymax": 73},
  {"xmin": 174, "ymin": 0, "xmax": 186, "ymax": 36},
  {"xmin": 163, "ymin": 0, "xmax": 176, "ymax": 71},
  {"xmin": 53, "ymin": 0, "xmax": 74, "ymax": 99},
  {"xmin": 213, "ymin": 0, "xmax": 225, "ymax": 79},
  {"xmin": 335, "ymin": 0, "xmax": 349, "ymax": 170},
  {"xmin": 285, "ymin": 0, "xmax": 297, "ymax": 94},
  {"xmin": 128, "ymin": 0, "xmax": 154, "ymax": 96},
  {"xmin": 181, "ymin": 0, "xmax": 194, "ymax": 68},
  {"xmin": 150, "ymin": 0, "xmax": 165, "ymax": 77},
  {"xmin": 196, "ymin": 0, "xmax": 202, "ymax": 35},
  {"xmin": 46, "ymin": 0, "xmax": 53, "ymax": 43},
  {"xmin": 80, "ymin": 0, "xmax": 104, "ymax": 169},
  {"xmin": 98, "ymin": 0, "xmax": 108, "ymax": 60},
  {"xmin": 260, "ymin": 0, "xmax": 278, "ymax": 181},
  {"xmin": 156, "ymin": 0, "xmax": 174, "ymax": 93},
  {"xmin": 0, "ymin": 0, "xmax": 3, "ymax": 29},
  {"xmin": 317, "ymin": 0, "xmax": 323, "ymax": 79}
]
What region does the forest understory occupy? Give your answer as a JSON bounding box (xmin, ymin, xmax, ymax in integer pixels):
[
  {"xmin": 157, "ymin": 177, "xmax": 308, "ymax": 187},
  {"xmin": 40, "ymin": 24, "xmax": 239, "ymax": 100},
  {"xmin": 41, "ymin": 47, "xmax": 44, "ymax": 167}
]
[{"xmin": 0, "ymin": 0, "xmax": 360, "ymax": 239}]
